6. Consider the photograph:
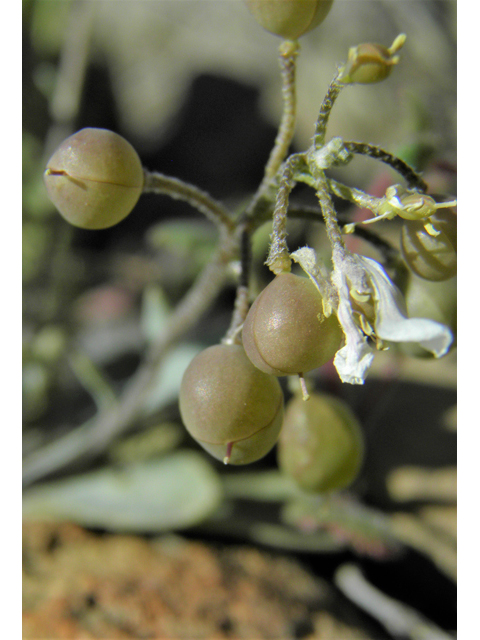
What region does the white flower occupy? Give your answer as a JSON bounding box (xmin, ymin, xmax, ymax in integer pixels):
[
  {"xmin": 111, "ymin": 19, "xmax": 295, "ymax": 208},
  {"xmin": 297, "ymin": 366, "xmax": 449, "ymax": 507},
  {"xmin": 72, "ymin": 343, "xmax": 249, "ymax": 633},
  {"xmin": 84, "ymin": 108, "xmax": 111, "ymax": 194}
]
[{"xmin": 332, "ymin": 252, "xmax": 453, "ymax": 384}]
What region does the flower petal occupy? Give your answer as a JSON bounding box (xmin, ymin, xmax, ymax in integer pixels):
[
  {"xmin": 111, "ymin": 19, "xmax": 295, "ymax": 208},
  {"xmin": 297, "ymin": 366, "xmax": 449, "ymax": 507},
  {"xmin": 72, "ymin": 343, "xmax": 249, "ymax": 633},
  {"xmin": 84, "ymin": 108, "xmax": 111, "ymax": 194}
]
[
  {"xmin": 332, "ymin": 270, "xmax": 374, "ymax": 384},
  {"xmin": 357, "ymin": 256, "xmax": 453, "ymax": 357}
]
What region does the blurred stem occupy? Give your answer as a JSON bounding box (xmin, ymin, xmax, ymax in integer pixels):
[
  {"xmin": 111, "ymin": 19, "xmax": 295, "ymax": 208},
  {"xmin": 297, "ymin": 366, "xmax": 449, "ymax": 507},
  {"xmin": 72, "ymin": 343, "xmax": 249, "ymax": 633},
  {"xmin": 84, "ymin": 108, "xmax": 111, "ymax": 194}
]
[
  {"xmin": 335, "ymin": 564, "xmax": 454, "ymax": 640},
  {"xmin": 143, "ymin": 171, "xmax": 235, "ymax": 231},
  {"xmin": 43, "ymin": 0, "xmax": 97, "ymax": 159},
  {"xmin": 22, "ymin": 240, "xmax": 236, "ymax": 487},
  {"xmin": 68, "ymin": 351, "xmax": 117, "ymax": 412}
]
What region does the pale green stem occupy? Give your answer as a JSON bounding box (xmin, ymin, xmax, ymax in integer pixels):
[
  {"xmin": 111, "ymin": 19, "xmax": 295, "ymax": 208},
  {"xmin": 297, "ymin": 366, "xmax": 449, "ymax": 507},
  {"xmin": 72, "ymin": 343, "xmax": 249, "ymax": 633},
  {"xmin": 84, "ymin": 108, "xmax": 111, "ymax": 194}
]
[
  {"xmin": 262, "ymin": 40, "xmax": 300, "ymax": 184},
  {"xmin": 313, "ymin": 76, "xmax": 344, "ymax": 149},
  {"xmin": 225, "ymin": 41, "xmax": 299, "ymax": 334},
  {"xmin": 265, "ymin": 156, "xmax": 301, "ymax": 274},
  {"xmin": 315, "ymin": 174, "xmax": 346, "ymax": 254},
  {"xmin": 143, "ymin": 170, "xmax": 235, "ymax": 231},
  {"xmin": 327, "ymin": 178, "xmax": 382, "ymax": 214}
]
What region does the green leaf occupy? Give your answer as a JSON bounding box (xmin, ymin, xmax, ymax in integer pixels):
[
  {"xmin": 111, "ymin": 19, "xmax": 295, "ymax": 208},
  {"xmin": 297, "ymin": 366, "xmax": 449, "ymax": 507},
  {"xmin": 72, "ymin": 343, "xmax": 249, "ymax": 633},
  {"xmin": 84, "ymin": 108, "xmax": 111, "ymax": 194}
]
[{"xmin": 23, "ymin": 451, "xmax": 223, "ymax": 533}]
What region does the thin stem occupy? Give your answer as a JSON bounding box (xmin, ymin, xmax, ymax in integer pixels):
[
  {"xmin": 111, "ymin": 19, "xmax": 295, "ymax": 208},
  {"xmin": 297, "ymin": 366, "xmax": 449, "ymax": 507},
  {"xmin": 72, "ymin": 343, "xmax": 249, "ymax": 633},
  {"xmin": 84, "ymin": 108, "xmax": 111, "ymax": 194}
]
[
  {"xmin": 265, "ymin": 155, "xmax": 301, "ymax": 274},
  {"xmin": 224, "ymin": 225, "xmax": 251, "ymax": 342},
  {"xmin": 343, "ymin": 141, "xmax": 428, "ymax": 192},
  {"xmin": 315, "ymin": 175, "xmax": 346, "ymax": 253},
  {"xmin": 313, "ymin": 76, "xmax": 344, "ymax": 149},
  {"xmin": 262, "ymin": 40, "xmax": 300, "ymax": 183},
  {"xmin": 22, "ymin": 243, "xmax": 236, "ymax": 487},
  {"xmin": 327, "ymin": 178, "xmax": 382, "ymax": 214},
  {"xmin": 143, "ymin": 171, "xmax": 235, "ymax": 231},
  {"xmin": 287, "ymin": 204, "xmax": 399, "ymax": 266}
]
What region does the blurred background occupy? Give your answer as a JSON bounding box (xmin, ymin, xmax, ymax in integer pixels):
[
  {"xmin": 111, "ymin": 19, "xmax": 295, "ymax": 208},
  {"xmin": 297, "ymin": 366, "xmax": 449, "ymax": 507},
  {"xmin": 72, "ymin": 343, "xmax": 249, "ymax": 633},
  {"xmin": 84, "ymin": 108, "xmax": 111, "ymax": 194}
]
[{"xmin": 23, "ymin": 1, "xmax": 456, "ymax": 638}]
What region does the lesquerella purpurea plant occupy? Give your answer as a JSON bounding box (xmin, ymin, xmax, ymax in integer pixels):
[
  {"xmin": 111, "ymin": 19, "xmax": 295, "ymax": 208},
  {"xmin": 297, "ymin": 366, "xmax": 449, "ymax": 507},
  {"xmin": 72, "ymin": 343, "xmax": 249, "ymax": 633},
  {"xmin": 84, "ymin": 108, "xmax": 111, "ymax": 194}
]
[{"xmin": 42, "ymin": 0, "xmax": 456, "ymax": 485}]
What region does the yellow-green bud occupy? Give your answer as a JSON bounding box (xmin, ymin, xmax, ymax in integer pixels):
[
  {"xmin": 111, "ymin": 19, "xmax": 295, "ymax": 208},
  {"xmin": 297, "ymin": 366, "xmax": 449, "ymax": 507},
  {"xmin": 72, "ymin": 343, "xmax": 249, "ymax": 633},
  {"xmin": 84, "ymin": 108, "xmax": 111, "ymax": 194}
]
[
  {"xmin": 44, "ymin": 128, "xmax": 144, "ymax": 230},
  {"xmin": 244, "ymin": 0, "xmax": 333, "ymax": 40},
  {"xmin": 339, "ymin": 34, "xmax": 406, "ymax": 84}
]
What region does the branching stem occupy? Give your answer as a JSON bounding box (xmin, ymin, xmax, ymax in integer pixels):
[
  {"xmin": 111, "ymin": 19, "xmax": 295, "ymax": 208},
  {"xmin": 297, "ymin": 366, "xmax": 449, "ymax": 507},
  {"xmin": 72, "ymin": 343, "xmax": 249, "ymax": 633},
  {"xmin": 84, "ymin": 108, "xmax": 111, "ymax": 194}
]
[{"xmin": 22, "ymin": 242, "xmax": 236, "ymax": 487}]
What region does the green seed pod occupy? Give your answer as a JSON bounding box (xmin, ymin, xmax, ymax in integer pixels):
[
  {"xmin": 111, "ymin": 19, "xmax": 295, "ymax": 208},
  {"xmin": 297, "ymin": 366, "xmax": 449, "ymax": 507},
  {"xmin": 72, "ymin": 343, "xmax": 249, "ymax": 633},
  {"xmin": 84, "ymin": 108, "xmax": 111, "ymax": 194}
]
[
  {"xmin": 244, "ymin": 0, "xmax": 333, "ymax": 40},
  {"xmin": 242, "ymin": 273, "xmax": 343, "ymax": 376},
  {"xmin": 277, "ymin": 392, "xmax": 364, "ymax": 493},
  {"xmin": 179, "ymin": 344, "xmax": 284, "ymax": 465},
  {"xmin": 401, "ymin": 209, "xmax": 457, "ymax": 281},
  {"xmin": 44, "ymin": 128, "xmax": 144, "ymax": 230}
]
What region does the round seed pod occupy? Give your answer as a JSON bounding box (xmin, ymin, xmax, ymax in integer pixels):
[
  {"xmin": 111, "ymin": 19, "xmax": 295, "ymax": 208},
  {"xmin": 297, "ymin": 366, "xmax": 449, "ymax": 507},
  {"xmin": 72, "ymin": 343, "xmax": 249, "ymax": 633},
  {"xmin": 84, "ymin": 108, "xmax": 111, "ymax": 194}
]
[
  {"xmin": 277, "ymin": 392, "xmax": 364, "ymax": 493},
  {"xmin": 244, "ymin": 0, "xmax": 333, "ymax": 40},
  {"xmin": 401, "ymin": 209, "xmax": 457, "ymax": 281},
  {"xmin": 44, "ymin": 128, "xmax": 144, "ymax": 230},
  {"xmin": 242, "ymin": 273, "xmax": 343, "ymax": 376},
  {"xmin": 179, "ymin": 344, "xmax": 284, "ymax": 465}
]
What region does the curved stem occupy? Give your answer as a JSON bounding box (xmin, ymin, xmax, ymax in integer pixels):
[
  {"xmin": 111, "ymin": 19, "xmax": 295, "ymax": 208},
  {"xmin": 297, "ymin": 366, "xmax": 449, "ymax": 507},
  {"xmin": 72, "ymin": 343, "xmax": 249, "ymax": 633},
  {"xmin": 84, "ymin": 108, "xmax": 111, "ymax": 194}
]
[
  {"xmin": 143, "ymin": 170, "xmax": 235, "ymax": 231},
  {"xmin": 262, "ymin": 40, "xmax": 300, "ymax": 183},
  {"xmin": 315, "ymin": 174, "xmax": 346, "ymax": 253},
  {"xmin": 342, "ymin": 141, "xmax": 428, "ymax": 192},
  {"xmin": 313, "ymin": 76, "xmax": 344, "ymax": 149},
  {"xmin": 265, "ymin": 155, "xmax": 302, "ymax": 274},
  {"xmin": 327, "ymin": 178, "xmax": 382, "ymax": 213},
  {"xmin": 224, "ymin": 41, "xmax": 300, "ymax": 332}
]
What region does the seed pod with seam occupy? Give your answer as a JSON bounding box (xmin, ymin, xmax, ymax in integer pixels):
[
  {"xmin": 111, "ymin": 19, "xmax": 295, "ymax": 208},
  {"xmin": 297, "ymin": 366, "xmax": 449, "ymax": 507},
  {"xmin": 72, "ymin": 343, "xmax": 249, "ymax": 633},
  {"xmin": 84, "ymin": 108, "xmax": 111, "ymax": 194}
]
[
  {"xmin": 242, "ymin": 272, "xmax": 343, "ymax": 380},
  {"xmin": 179, "ymin": 343, "xmax": 284, "ymax": 465},
  {"xmin": 44, "ymin": 128, "xmax": 144, "ymax": 230}
]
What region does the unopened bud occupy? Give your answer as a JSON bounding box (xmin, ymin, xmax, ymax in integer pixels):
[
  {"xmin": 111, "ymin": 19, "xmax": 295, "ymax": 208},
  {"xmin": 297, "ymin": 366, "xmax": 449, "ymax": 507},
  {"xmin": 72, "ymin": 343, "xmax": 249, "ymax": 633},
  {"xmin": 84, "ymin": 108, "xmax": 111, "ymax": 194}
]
[{"xmin": 339, "ymin": 34, "xmax": 406, "ymax": 84}]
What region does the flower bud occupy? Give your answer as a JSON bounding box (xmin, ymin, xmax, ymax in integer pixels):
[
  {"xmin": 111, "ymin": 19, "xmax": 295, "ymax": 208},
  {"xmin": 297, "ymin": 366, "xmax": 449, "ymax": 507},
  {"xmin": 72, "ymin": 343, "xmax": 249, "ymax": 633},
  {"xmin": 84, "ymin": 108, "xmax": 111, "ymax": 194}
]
[
  {"xmin": 244, "ymin": 0, "xmax": 333, "ymax": 40},
  {"xmin": 339, "ymin": 34, "xmax": 406, "ymax": 84},
  {"xmin": 277, "ymin": 393, "xmax": 364, "ymax": 493},
  {"xmin": 44, "ymin": 128, "xmax": 144, "ymax": 230}
]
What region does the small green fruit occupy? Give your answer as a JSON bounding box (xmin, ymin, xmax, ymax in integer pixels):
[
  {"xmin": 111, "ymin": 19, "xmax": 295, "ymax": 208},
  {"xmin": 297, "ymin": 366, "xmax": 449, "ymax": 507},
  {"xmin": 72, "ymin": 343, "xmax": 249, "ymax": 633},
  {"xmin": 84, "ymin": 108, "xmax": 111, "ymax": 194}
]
[
  {"xmin": 242, "ymin": 273, "xmax": 343, "ymax": 376},
  {"xmin": 179, "ymin": 344, "xmax": 284, "ymax": 465},
  {"xmin": 244, "ymin": 0, "xmax": 333, "ymax": 40},
  {"xmin": 401, "ymin": 209, "xmax": 457, "ymax": 281},
  {"xmin": 277, "ymin": 393, "xmax": 364, "ymax": 493},
  {"xmin": 44, "ymin": 128, "xmax": 144, "ymax": 229}
]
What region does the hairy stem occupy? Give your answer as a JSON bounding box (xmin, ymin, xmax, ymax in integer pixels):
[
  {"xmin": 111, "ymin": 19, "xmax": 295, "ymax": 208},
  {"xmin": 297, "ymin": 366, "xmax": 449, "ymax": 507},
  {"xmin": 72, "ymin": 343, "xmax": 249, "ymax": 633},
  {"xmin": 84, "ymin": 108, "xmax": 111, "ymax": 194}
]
[
  {"xmin": 314, "ymin": 76, "xmax": 344, "ymax": 148},
  {"xmin": 343, "ymin": 141, "xmax": 428, "ymax": 191},
  {"xmin": 262, "ymin": 40, "xmax": 300, "ymax": 183},
  {"xmin": 315, "ymin": 175, "xmax": 346, "ymax": 253},
  {"xmin": 143, "ymin": 170, "xmax": 235, "ymax": 231},
  {"xmin": 265, "ymin": 155, "xmax": 301, "ymax": 274}
]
